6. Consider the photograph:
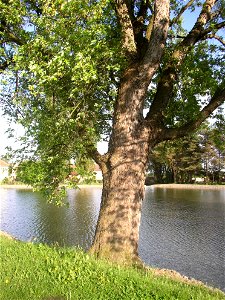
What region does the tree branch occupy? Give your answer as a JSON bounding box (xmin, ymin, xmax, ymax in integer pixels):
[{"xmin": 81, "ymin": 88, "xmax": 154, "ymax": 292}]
[
  {"xmin": 162, "ymin": 83, "xmax": 225, "ymax": 141},
  {"xmin": 113, "ymin": 0, "xmax": 137, "ymax": 57},
  {"xmin": 0, "ymin": 19, "xmax": 25, "ymax": 70},
  {"xmin": 0, "ymin": 18, "xmax": 25, "ymax": 46},
  {"xmin": 141, "ymin": 0, "xmax": 170, "ymax": 75},
  {"xmin": 1, "ymin": 31, "xmax": 24, "ymax": 46},
  {"xmin": 203, "ymin": 33, "xmax": 225, "ymax": 46},
  {"xmin": 146, "ymin": 0, "xmax": 218, "ymax": 123},
  {"xmin": 87, "ymin": 146, "xmax": 109, "ymax": 169},
  {"xmin": 170, "ymin": 0, "xmax": 195, "ymax": 27},
  {"xmin": 199, "ymin": 21, "xmax": 225, "ymax": 40},
  {"xmin": 180, "ymin": 0, "xmax": 217, "ymax": 47}
]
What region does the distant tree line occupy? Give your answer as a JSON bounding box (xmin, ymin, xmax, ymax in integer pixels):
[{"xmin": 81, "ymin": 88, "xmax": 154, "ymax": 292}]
[{"xmin": 147, "ymin": 116, "xmax": 225, "ymax": 185}]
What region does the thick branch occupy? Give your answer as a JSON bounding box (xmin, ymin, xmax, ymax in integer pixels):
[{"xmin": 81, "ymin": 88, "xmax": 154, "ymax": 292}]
[
  {"xmin": 114, "ymin": 0, "xmax": 137, "ymax": 57},
  {"xmin": 178, "ymin": 0, "xmax": 217, "ymax": 49},
  {"xmin": 1, "ymin": 32, "xmax": 24, "ymax": 46},
  {"xmin": 141, "ymin": 0, "xmax": 170, "ymax": 77},
  {"xmin": 88, "ymin": 147, "xmax": 109, "ymax": 171},
  {"xmin": 162, "ymin": 84, "xmax": 225, "ymax": 141},
  {"xmin": 0, "ymin": 18, "xmax": 25, "ymax": 46}
]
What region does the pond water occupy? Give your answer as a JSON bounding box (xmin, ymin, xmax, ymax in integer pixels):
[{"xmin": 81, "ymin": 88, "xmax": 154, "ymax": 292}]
[{"xmin": 0, "ymin": 186, "xmax": 224, "ymax": 291}]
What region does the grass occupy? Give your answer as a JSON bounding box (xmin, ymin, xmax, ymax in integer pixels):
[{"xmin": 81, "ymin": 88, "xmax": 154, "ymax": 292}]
[{"xmin": 0, "ymin": 236, "xmax": 224, "ymax": 300}]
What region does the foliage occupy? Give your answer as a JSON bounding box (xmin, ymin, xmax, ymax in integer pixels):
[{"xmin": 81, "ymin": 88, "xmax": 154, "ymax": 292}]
[
  {"xmin": 73, "ymin": 157, "xmax": 98, "ymax": 184},
  {"xmin": 199, "ymin": 116, "xmax": 225, "ymax": 183},
  {"xmin": 1, "ymin": 0, "xmax": 123, "ymax": 200},
  {"xmin": 149, "ymin": 121, "xmax": 225, "ymax": 184},
  {"xmin": 1, "ymin": 177, "xmax": 11, "ymax": 184},
  {"xmin": 1, "ymin": 235, "xmax": 224, "ymax": 300},
  {"xmin": 0, "ymin": 0, "xmax": 225, "ymax": 201},
  {"xmin": 16, "ymin": 160, "xmax": 45, "ymax": 185},
  {"xmin": 149, "ymin": 133, "xmax": 203, "ymax": 184}
]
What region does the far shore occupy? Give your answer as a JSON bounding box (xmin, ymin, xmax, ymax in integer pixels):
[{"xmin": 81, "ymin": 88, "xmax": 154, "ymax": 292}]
[
  {"xmin": 152, "ymin": 183, "xmax": 225, "ymax": 190},
  {"xmin": 0, "ymin": 183, "xmax": 103, "ymax": 190},
  {"xmin": 0, "ymin": 184, "xmax": 33, "ymax": 189},
  {"xmin": 0, "ymin": 183, "xmax": 225, "ymax": 190}
]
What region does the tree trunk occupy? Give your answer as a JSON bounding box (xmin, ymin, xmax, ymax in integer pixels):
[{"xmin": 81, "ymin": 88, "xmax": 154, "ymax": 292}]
[
  {"xmin": 89, "ymin": 0, "xmax": 170, "ymax": 264},
  {"xmin": 153, "ymin": 161, "xmax": 164, "ymax": 183},
  {"xmin": 90, "ymin": 142, "xmax": 149, "ymax": 264},
  {"xmin": 90, "ymin": 64, "xmax": 152, "ymax": 264}
]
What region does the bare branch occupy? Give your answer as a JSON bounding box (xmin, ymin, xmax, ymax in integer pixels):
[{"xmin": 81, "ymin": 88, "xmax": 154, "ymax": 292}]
[
  {"xmin": 0, "ymin": 18, "xmax": 25, "ymax": 46},
  {"xmin": 203, "ymin": 33, "xmax": 225, "ymax": 46},
  {"xmin": 2, "ymin": 31, "xmax": 24, "ymax": 46},
  {"xmin": 170, "ymin": 0, "xmax": 195, "ymax": 27},
  {"xmin": 180, "ymin": 0, "xmax": 217, "ymax": 47},
  {"xmin": 168, "ymin": 34, "xmax": 186, "ymax": 39},
  {"xmin": 162, "ymin": 83, "xmax": 225, "ymax": 141}
]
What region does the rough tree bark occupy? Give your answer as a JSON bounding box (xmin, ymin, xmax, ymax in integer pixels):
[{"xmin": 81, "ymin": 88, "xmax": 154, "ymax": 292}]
[
  {"xmin": 89, "ymin": 65, "xmax": 157, "ymax": 263},
  {"xmin": 90, "ymin": 0, "xmax": 225, "ymax": 264},
  {"xmin": 89, "ymin": 61, "xmax": 146, "ymax": 263}
]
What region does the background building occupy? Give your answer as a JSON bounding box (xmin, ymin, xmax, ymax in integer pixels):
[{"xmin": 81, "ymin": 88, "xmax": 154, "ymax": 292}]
[{"xmin": 0, "ymin": 159, "xmax": 9, "ymax": 181}]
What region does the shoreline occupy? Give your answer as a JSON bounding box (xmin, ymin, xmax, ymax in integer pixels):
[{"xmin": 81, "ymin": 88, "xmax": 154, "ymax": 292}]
[
  {"xmin": 0, "ymin": 230, "xmax": 223, "ymax": 294},
  {"xmin": 152, "ymin": 183, "xmax": 225, "ymax": 190},
  {"xmin": 1, "ymin": 183, "xmax": 225, "ymax": 190},
  {"xmin": 0, "ymin": 184, "xmax": 33, "ymax": 189},
  {"xmin": 0, "ymin": 184, "xmax": 103, "ymax": 190}
]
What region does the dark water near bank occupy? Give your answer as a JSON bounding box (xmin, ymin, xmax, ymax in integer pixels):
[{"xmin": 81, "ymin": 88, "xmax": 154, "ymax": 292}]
[{"xmin": 0, "ymin": 186, "xmax": 224, "ymax": 291}]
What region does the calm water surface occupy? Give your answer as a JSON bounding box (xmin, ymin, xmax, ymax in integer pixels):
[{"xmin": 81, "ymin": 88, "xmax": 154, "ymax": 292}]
[{"xmin": 0, "ymin": 186, "xmax": 224, "ymax": 291}]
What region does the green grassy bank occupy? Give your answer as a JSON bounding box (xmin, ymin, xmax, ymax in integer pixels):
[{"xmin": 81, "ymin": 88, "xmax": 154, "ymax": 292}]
[{"xmin": 0, "ymin": 236, "xmax": 224, "ymax": 300}]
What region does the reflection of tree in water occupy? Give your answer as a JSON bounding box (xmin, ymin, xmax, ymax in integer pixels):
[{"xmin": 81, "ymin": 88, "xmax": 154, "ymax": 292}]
[
  {"xmin": 35, "ymin": 188, "xmax": 102, "ymax": 248},
  {"xmin": 66, "ymin": 188, "xmax": 101, "ymax": 249}
]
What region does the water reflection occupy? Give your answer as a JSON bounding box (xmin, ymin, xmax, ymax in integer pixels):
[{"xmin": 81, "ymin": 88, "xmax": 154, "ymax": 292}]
[
  {"xmin": 139, "ymin": 187, "xmax": 225, "ymax": 290},
  {"xmin": 0, "ymin": 187, "xmax": 101, "ymax": 248},
  {"xmin": 0, "ymin": 186, "xmax": 224, "ymax": 290}
]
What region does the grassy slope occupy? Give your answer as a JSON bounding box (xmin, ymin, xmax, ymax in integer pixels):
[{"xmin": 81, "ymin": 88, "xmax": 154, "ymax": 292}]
[{"xmin": 0, "ymin": 236, "xmax": 224, "ymax": 300}]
